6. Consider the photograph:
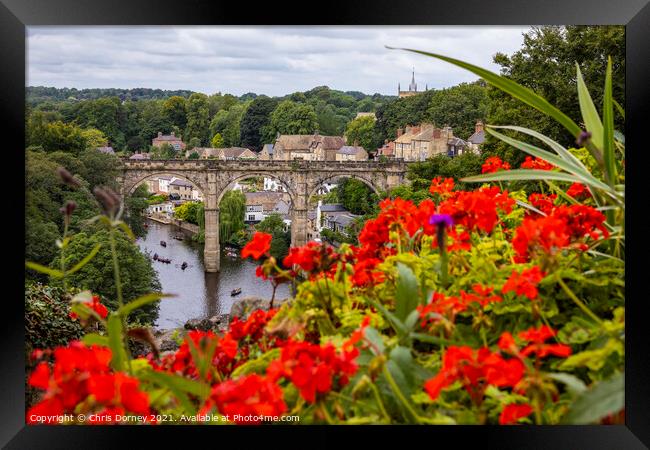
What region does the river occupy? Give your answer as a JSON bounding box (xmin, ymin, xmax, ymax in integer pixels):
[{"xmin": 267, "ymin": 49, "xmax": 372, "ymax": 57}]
[{"xmin": 136, "ymin": 219, "xmax": 291, "ymax": 330}]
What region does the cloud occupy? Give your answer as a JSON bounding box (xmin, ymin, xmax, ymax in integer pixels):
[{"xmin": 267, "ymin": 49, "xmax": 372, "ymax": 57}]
[{"xmin": 27, "ymin": 26, "xmax": 530, "ymax": 96}]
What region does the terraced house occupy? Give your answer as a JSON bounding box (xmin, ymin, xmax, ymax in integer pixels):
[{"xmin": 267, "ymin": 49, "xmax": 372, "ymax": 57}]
[
  {"xmin": 152, "ymin": 131, "xmax": 186, "ymax": 151},
  {"xmin": 393, "ymin": 123, "xmax": 470, "ymax": 161},
  {"xmin": 270, "ymin": 133, "xmax": 347, "ymax": 161}
]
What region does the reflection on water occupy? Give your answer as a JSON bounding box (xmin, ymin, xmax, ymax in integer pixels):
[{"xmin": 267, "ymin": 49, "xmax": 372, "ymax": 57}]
[{"xmin": 136, "ymin": 220, "xmax": 290, "ymax": 330}]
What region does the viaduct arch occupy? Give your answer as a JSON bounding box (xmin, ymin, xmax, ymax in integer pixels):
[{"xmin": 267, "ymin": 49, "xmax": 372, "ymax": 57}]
[{"xmin": 118, "ymin": 159, "xmax": 407, "ymax": 272}]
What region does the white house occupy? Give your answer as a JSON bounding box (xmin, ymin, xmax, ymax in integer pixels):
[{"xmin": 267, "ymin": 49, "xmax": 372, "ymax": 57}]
[
  {"xmin": 263, "ymin": 177, "xmax": 287, "ymax": 192},
  {"xmin": 245, "ymin": 205, "xmax": 265, "ymax": 223},
  {"xmin": 191, "ymin": 189, "xmax": 203, "ymax": 201},
  {"xmin": 157, "ymin": 176, "xmax": 173, "ymax": 194},
  {"xmin": 147, "ymin": 202, "xmax": 174, "ymax": 216}
]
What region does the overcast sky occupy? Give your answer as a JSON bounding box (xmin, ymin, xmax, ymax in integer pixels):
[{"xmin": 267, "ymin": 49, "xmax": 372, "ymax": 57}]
[{"xmin": 27, "ymin": 26, "xmax": 531, "ymax": 97}]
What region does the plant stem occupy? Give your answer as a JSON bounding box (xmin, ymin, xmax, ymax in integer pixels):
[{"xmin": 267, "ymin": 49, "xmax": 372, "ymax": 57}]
[
  {"xmin": 382, "ymin": 365, "xmax": 420, "ymax": 424},
  {"xmin": 557, "ymin": 277, "xmax": 603, "ymax": 325},
  {"xmin": 109, "ymin": 227, "xmax": 124, "ymax": 308}
]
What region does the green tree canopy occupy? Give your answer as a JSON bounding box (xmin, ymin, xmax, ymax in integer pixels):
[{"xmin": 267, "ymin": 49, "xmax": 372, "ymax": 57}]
[
  {"xmin": 265, "ymin": 101, "xmax": 318, "ymax": 140},
  {"xmin": 345, "ymin": 116, "xmax": 376, "ymax": 151},
  {"xmin": 162, "ymin": 96, "xmax": 188, "ymax": 133},
  {"xmin": 239, "ymin": 96, "xmax": 278, "ymax": 151},
  {"xmin": 219, "ymin": 190, "xmax": 246, "ymax": 243},
  {"xmin": 184, "ymin": 93, "xmax": 210, "ymax": 145}
]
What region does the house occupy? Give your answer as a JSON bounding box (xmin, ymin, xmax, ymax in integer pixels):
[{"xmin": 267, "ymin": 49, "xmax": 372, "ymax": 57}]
[
  {"xmin": 147, "ymin": 202, "xmax": 174, "ymax": 216},
  {"xmin": 336, "ymin": 146, "xmax": 368, "ymax": 162},
  {"xmin": 259, "ymin": 144, "xmax": 274, "ymax": 161},
  {"xmin": 221, "ymin": 147, "xmax": 257, "ymax": 160},
  {"xmin": 376, "ymin": 140, "xmax": 395, "ymax": 159},
  {"xmin": 152, "ymin": 132, "xmax": 186, "ymax": 151},
  {"xmin": 96, "ymin": 146, "xmax": 115, "ymax": 154},
  {"xmin": 145, "ymin": 179, "xmax": 159, "ymax": 194},
  {"xmin": 157, "ymin": 176, "xmax": 172, "ymax": 193},
  {"xmin": 393, "ymin": 123, "xmax": 467, "ymax": 161},
  {"xmin": 191, "ymin": 188, "xmax": 203, "ymax": 202},
  {"xmin": 263, "ymin": 177, "xmax": 286, "ymax": 192},
  {"xmin": 168, "ymin": 178, "xmax": 194, "ymax": 201},
  {"xmin": 466, "ymin": 121, "xmax": 485, "ymax": 154},
  {"xmin": 129, "ymin": 152, "xmax": 151, "ymax": 160},
  {"xmin": 245, "ymin": 204, "xmax": 265, "ymax": 223},
  {"xmin": 325, "ymin": 212, "xmax": 360, "ymax": 235},
  {"xmin": 272, "ymin": 134, "xmax": 347, "ymax": 161}
]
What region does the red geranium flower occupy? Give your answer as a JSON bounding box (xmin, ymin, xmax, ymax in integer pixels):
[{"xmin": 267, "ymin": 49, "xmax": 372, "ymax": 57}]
[
  {"xmin": 499, "ymin": 403, "xmax": 533, "ymax": 425},
  {"xmin": 502, "ymin": 266, "xmax": 546, "ymax": 300},
  {"xmin": 482, "ymin": 156, "xmax": 511, "ymax": 174},
  {"xmin": 528, "ymin": 193, "xmax": 557, "ymax": 216},
  {"xmin": 521, "ymin": 156, "xmax": 555, "ymax": 170},
  {"xmin": 202, "ymin": 374, "xmax": 287, "ymax": 424},
  {"xmin": 429, "ymin": 177, "xmax": 455, "ymax": 196},
  {"xmin": 241, "ymin": 232, "xmax": 272, "ymax": 260},
  {"xmin": 70, "ymin": 295, "xmax": 109, "ymax": 320},
  {"xmin": 518, "ymin": 325, "xmax": 572, "ymax": 359}
]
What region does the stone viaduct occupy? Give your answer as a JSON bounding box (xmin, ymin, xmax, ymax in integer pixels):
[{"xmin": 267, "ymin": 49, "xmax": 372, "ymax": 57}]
[{"xmin": 117, "ymin": 158, "xmax": 408, "ymax": 272}]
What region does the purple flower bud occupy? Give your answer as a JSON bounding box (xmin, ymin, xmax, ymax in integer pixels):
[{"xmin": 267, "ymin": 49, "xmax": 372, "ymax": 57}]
[
  {"xmin": 429, "ymin": 214, "xmax": 454, "ymax": 228},
  {"xmin": 93, "ymin": 186, "xmax": 119, "ymax": 215},
  {"xmin": 576, "ymin": 131, "xmax": 592, "ymax": 147}
]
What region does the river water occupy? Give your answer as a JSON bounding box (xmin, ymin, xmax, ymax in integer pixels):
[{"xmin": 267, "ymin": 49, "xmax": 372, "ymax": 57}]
[{"xmin": 136, "ymin": 219, "xmax": 291, "ymax": 330}]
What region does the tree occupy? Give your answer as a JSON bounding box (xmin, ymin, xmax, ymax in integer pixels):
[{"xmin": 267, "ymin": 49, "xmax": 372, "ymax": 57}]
[
  {"xmin": 219, "ymin": 190, "xmax": 246, "ymax": 243},
  {"xmin": 485, "ymin": 25, "xmax": 625, "ymax": 164},
  {"xmin": 211, "ymin": 133, "xmax": 224, "ymax": 148},
  {"xmin": 140, "ymin": 100, "xmax": 172, "ymax": 142},
  {"xmin": 336, "ymin": 178, "xmax": 378, "ymax": 215},
  {"xmin": 27, "ymin": 117, "xmax": 88, "ymax": 155},
  {"xmin": 174, "ymin": 201, "xmax": 202, "ymax": 225},
  {"xmin": 150, "ymin": 143, "xmax": 176, "ymax": 160},
  {"xmin": 255, "ymin": 213, "xmax": 290, "ymax": 261},
  {"xmin": 265, "ymin": 101, "xmax": 318, "ymax": 140},
  {"xmin": 51, "ymin": 229, "xmax": 161, "ymax": 324},
  {"xmin": 188, "ymin": 151, "xmax": 200, "ymax": 160},
  {"xmin": 162, "ymin": 96, "xmax": 188, "ymax": 132},
  {"xmin": 239, "ymin": 96, "xmax": 278, "ymax": 150},
  {"xmin": 125, "ymin": 184, "xmax": 150, "ymax": 238},
  {"xmin": 185, "ymin": 93, "xmax": 210, "ymax": 145},
  {"xmin": 80, "ymin": 128, "xmax": 109, "ymax": 149},
  {"xmin": 74, "ymin": 97, "xmax": 126, "ymax": 149},
  {"xmin": 425, "ymin": 81, "xmax": 488, "ymax": 139},
  {"xmin": 187, "ymin": 137, "xmax": 202, "ymax": 151},
  {"xmin": 345, "ymin": 116, "xmax": 376, "ymax": 151},
  {"xmin": 126, "ymin": 135, "xmax": 146, "ymax": 152},
  {"xmin": 209, "ymin": 104, "xmax": 247, "ymax": 147}
]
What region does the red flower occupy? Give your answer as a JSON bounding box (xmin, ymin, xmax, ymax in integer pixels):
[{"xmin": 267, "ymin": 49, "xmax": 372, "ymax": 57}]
[
  {"xmin": 482, "ymin": 156, "xmax": 511, "ymax": 174},
  {"xmin": 567, "ymin": 182, "xmax": 591, "ymax": 200},
  {"xmin": 460, "ymin": 284, "xmax": 503, "ymax": 308},
  {"xmin": 499, "ymin": 403, "xmax": 533, "ymax": 425},
  {"xmin": 202, "ymin": 374, "xmax": 287, "ymax": 424},
  {"xmin": 70, "ymin": 295, "xmax": 109, "ymax": 320},
  {"xmin": 241, "ymin": 232, "xmax": 272, "ymax": 260},
  {"xmin": 512, "ymin": 216, "xmax": 571, "ymax": 262},
  {"xmin": 521, "ymin": 156, "xmax": 555, "ymax": 170},
  {"xmin": 424, "ymin": 346, "xmax": 524, "ymax": 404},
  {"xmin": 438, "ymin": 187, "xmax": 513, "ymax": 234},
  {"xmin": 429, "ymin": 177, "xmax": 455, "ymax": 196},
  {"xmin": 26, "ymin": 342, "xmax": 151, "ymax": 423},
  {"xmin": 266, "ymin": 340, "xmax": 359, "ymax": 403},
  {"xmin": 528, "ymin": 193, "xmax": 557, "ymax": 216},
  {"xmin": 518, "ymin": 325, "xmax": 572, "ymax": 359},
  {"xmin": 350, "ymin": 258, "xmax": 385, "ymax": 287},
  {"xmin": 418, "ymin": 292, "xmax": 467, "ymax": 328},
  {"xmin": 447, "ymin": 228, "xmax": 472, "ymax": 252},
  {"xmin": 502, "ymin": 266, "xmax": 546, "ymax": 300}
]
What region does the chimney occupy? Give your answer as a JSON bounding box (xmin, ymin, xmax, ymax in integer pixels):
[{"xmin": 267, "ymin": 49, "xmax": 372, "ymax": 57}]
[
  {"xmin": 158, "ymin": 132, "xmax": 162, "ymax": 137},
  {"xmin": 475, "ymin": 120, "xmax": 484, "ymax": 133},
  {"xmin": 405, "ymin": 126, "xmax": 412, "ymax": 134},
  {"xmin": 396, "ymin": 128, "xmax": 404, "ymax": 138}
]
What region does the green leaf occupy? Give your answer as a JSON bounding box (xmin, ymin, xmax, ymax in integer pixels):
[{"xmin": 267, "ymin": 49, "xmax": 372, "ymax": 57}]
[
  {"xmin": 485, "ymin": 128, "xmax": 610, "ymax": 191},
  {"xmin": 410, "ymin": 332, "xmax": 459, "ymax": 346},
  {"xmin": 140, "ymin": 369, "xmax": 209, "ymax": 413},
  {"xmin": 561, "ymin": 372, "xmax": 624, "ymax": 424},
  {"xmin": 546, "ymin": 372, "xmax": 588, "ymax": 396},
  {"xmin": 612, "ymin": 99, "xmax": 625, "ymax": 120},
  {"xmin": 387, "ymin": 47, "xmax": 582, "ymax": 138},
  {"xmin": 365, "ymin": 297, "xmax": 409, "ymax": 338},
  {"xmin": 489, "ymin": 125, "xmax": 586, "ymax": 170},
  {"xmin": 576, "ymin": 63, "xmax": 604, "ymax": 150},
  {"xmin": 107, "ymin": 313, "xmax": 128, "ymax": 372},
  {"xmin": 25, "ymin": 262, "xmax": 64, "ymax": 278},
  {"xmin": 602, "ymin": 57, "xmax": 617, "ymax": 187},
  {"xmin": 116, "ymin": 221, "xmax": 136, "ymax": 241},
  {"xmin": 118, "ymin": 293, "xmax": 173, "ymax": 318},
  {"xmin": 82, "ymin": 333, "xmax": 110, "ymax": 346},
  {"xmin": 462, "ymin": 169, "xmax": 585, "ymax": 185},
  {"xmin": 231, "ymin": 348, "xmax": 281, "ymax": 378},
  {"xmin": 394, "ymin": 263, "xmax": 419, "ymax": 322},
  {"xmin": 65, "ymin": 244, "xmax": 101, "ymax": 275},
  {"xmin": 363, "ymin": 327, "xmax": 386, "ymax": 354}
]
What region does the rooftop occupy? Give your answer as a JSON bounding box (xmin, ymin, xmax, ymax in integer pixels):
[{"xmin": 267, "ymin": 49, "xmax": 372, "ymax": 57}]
[
  {"xmin": 337, "ymin": 145, "xmax": 366, "ymax": 155},
  {"xmin": 467, "ymin": 130, "xmax": 485, "ymax": 145}
]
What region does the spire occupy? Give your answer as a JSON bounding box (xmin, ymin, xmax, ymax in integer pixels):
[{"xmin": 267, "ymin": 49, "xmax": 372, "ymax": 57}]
[
  {"xmin": 398, "ymin": 82, "xmax": 401, "ymax": 95},
  {"xmin": 409, "ymin": 67, "xmax": 417, "ymax": 92}
]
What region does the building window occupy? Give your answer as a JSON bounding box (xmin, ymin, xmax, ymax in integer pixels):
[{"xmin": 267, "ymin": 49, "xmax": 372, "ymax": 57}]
[{"xmin": 248, "ymin": 215, "xmax": 256, "ymax": 221}]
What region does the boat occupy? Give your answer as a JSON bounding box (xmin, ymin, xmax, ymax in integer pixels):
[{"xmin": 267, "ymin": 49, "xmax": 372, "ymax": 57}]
[
  {"xmin": 153, "ymin": 253, "xmax": 158, "ymax": 261},
  {"xmin": 173, "ymin": 234, "xmax": 184, "ymax": 241},
  {"xmin": 231, "ymin": 288, "xmax": 242, "ymax": 296},
  {"xmin": 160, "ymin": 240, "xmax": 167, "ymax": 247},
  {"xmin": 181, "ymin": 262, "xmax": 188, "ymax": 270},
  {"xmin": 226, "ymin": 251, "xmax": 238, "ymax": 258}
]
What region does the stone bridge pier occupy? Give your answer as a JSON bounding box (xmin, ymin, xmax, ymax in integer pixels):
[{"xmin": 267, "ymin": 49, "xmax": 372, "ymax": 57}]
[{"xmin": 119, "ymin": 159, "xmax": 408, "ymax": 272}]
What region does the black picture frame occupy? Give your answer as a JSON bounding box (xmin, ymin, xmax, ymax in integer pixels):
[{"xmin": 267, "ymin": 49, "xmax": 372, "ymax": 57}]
[{"xmin": 3, "ymin": 0, "xmax": 649, "ymax": 447}]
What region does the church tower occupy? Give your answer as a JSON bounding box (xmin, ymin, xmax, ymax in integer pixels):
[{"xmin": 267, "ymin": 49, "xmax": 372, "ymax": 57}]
[
  {"xmin": 398, "ymin": 68, "xmax": 423, "ymax": 98},
  {"xmin": 409, "ymin": 68, "xmax": 417, "ymax": 92}
]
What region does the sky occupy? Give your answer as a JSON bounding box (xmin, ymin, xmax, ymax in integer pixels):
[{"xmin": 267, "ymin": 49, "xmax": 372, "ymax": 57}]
[{"xmin": 27, "ymin": 26, "xmax": 531, "ymax": 97}]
